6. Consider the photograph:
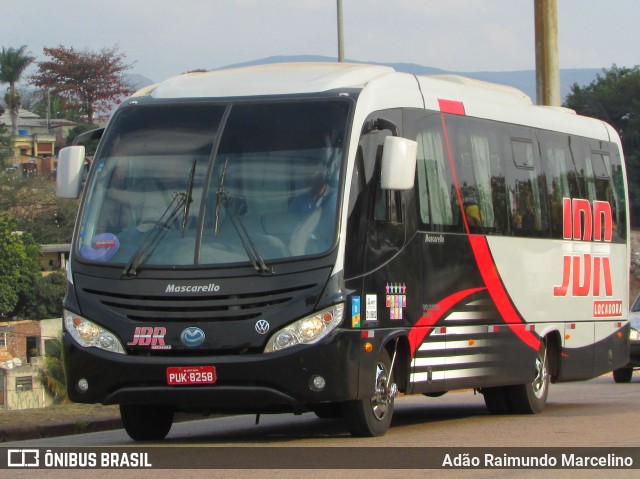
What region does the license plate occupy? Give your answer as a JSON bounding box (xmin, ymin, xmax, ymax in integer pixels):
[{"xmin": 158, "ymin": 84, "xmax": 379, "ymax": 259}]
[{"xmin": 166, "ymin": 366, "xmax": 216, "ymax": 385}]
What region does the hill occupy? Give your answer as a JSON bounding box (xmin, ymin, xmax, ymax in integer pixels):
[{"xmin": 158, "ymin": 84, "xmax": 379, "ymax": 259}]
[{"xmin": 221, "ymin": 55, "xmax": 601, "ymax": 103}]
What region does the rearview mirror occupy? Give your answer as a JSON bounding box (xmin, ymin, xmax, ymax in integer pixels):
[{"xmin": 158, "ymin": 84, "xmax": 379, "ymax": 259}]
[
  {"xmin": 380, "ymin": 136, "xmax": 417, "ymax": 190},
  {"xmin": 56, "ymin": 146, "xmax": 86, "ymax": 198}
]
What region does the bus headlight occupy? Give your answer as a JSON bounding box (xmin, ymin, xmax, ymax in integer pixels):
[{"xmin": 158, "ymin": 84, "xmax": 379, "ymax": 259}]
[
  {"xmin": 63, "ymin": 310, "xmax": 126, "ymax": 354},
  {"xmin": 630, "ymin": 327, "xmax": 640, "ymax": 341},
  {"xmin": 264, "ymin": 304, "xmax": 344, "ymax": 353}
]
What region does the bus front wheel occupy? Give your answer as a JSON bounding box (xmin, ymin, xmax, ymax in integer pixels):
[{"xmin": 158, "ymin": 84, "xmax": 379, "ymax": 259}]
[
  {"xmin": 343, "ymin": 348, "xmax": 397, "ymax": 437},
  {"xmin": 120, "ymin": 404, "xmax": 174, "ymax": 441}
]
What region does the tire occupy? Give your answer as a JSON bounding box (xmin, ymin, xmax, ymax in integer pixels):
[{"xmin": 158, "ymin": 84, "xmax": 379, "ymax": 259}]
[
  {"xmin": 423, "ymin": 391, "xmax": 447, "ymax": 398},
  {"xmin": 343, "ymin": 348, "xmax": 397, "ymax": 437},
  {"xmin": 120, "ymin": 404, "xmax": 174, "ymax": 441},
  {"xmin": 312, "ymin": 402, "xmax": 343, "ymax": 419},
  {"xmin": 482, "ymin": 386, "xmax": 512, "ymax": 414},
  {"xmin": 613, "ymin": 367, "xmax": 633, "ymax": 383},
  {"xmin": 507, "ymin": 341, "xmax": 550, "ymax": 414}
]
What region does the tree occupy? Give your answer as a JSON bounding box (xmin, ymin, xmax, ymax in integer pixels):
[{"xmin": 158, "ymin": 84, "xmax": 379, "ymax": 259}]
[
  {"xmin": 0, "ymin": 213, "xmax": 41, "ymax": 317},
  {"xmin": 0, "ymin": 173, "xmax": 78, "ymax": 244},
  {"xmin": 30, "ymin": 45, "xmax": 134, "ymax": 125},
  {"xmin": 19, "ymin": 272, "xmax": 66, "ymax": 320},
  {"xmin": 39, "ymin": 336, "xmax": 67, "ymax": 404},
  {"xmin": 564, "ymin": 65, "xmax": 640, "ymax": 225},
  {"xmin": 0, "ymin": 108, "xmax": 11, "ymax": 168},
  {"xmin": 19, "ymin": 88, "xmax": 83, "ymax": 123},
  {"xmin": 0, "ymin": 46, "xmax": 35, "ymax": 136}
]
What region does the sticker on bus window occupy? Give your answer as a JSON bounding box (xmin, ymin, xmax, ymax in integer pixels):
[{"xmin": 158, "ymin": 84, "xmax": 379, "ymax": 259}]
[
  {"xmin": 80, "ymin": 233, "xmax": 120, "ymax": 261},
  {"xmin": 365, "ymin": 294, "xmax": 377, "ymax": 322},
  {"xmin": 386, "ymin": 282, "xmax": 406, "ymax": 320},
  {"xmin": 351, "ymin": 296, "xmax": 361, "ymax": 328}
]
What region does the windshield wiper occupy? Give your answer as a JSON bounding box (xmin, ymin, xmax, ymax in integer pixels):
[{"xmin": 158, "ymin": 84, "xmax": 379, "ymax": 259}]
[
  {"xmin": 224, "ymin": 201, "xmax": 271, "ymax": 273},
  {"xmin": 123, "ymin": 192, "xmax": 187, "ymax": 277},
  {"xmin": 213, "ymin": 158, "xmax": 229, "ymax": 237},
  {"xmin": 181, "ymin": 160, "xmax": 197, "ymax": 237},
  {"xmin": 124, "ymin": 161, "xmax": 197, "ymax": 276},
  {"xmin": 213, "ymin": 158, "xmax": 271, "ymax": 274}
]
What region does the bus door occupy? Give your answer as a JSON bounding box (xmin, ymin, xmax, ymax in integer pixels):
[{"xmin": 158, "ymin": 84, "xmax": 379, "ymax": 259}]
[
  {"xmin": 345, "ymin": 110, "xmax": 421, "ymax": 394},
  {"xmin": 345, "ymin": 110, "xmax": 409, "ymax": 288}
]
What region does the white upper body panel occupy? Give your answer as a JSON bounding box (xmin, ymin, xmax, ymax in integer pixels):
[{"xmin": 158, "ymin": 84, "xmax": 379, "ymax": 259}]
[
  {"xmin": 148, "ymin": 62, "xmax": 395, "ymax": 98},
  {"xmin": 138, "ymin": 62, "xmax": 618, "ymax": 147}
]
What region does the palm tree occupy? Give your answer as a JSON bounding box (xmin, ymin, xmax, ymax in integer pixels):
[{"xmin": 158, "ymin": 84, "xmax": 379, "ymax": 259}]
[
  {"xmin": 0, "ymin": 46, "xmax": 35, "ymax": 137},
  {"xmin": 38, "ymin": 336, "xmax": 68, "ymax": 404}
]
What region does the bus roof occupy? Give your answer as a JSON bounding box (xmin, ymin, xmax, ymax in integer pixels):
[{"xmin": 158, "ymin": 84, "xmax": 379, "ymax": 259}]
[
  {"xmin": 146, "ymin": 62, "xmax": 395, "ymax": 99},
  {"xmin": 133, "ymin": 62, "xmax": 615, "ymax": 143}
]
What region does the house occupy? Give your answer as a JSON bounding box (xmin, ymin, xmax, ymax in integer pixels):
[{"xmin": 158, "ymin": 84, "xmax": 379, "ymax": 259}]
[
  {"xmin": 40, "ymin": 243, "xmax": 71, "ymax": 272},
  {"xmin": 0, "ymin": 318, "xmax": 62, "ymax": 410},
  {"xmin": 0, "ymin": 109, "xmax": 77, "ymax": 177}
]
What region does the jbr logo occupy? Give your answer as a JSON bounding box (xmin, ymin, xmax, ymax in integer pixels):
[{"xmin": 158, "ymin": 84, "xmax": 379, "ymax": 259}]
[
  {"xmin": 554, "ymin": 198, "xmax": 613, "ymax": 297},
  {"xmin": 561, "ymin": 198, "xmax": 612, "ymax": 241},
  {"xmin": 128, "ymin": 326, "xmax": 167, "ymax": 347}
]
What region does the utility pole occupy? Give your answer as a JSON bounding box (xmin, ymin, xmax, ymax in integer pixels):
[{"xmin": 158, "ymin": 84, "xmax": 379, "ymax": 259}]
[
  {"xmin": 337, "ymin": 0, "xmax": 345, "ymax": 62},
  {"xmin": 534, "ymin": 0, "xmax": 560, "ymax": 106}
]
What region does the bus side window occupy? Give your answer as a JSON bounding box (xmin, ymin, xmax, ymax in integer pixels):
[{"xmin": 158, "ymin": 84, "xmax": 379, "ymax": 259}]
[
  {"xmin": 589, "ymin": 144, "xmax": 625, "ymax": 240},
  {"xmin": 374, "ymin": 153, "xmax": 403, "ymax": 225},
  {"xmin": 563, "ymin": 136, "xmax": 626, "ymax": 241},
  {"xmin": 371, "ymin": 142, "xmax": 405, "ymax": 227},
  {"xmin": 407, "ymin": 110, "xmax": 457, "ymax": 232},
  {"xmin": 608, "ymin": 144, "xmax": 627, "ymax": 240},
  {"xmin": 540, "ymin": 132, "xmax": 576, "ymax": 238},
  {"xmin": 356, "ymin": 109, "xmax": 408, "ymax": 273},
  {"xmin": 506, "ymin": 134, "xmax": 549, "ymax": 237},
  {"xmin": 447, "ymin": 116, "xmax": 502, "ymax": 234}
]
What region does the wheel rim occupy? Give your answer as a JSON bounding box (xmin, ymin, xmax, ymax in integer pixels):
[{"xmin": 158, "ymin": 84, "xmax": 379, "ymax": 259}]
[
  {"xmin": 370, "ymin": 361, "xmax": 393, "ymax": 421},
  {"xmin": 532, "ymin": 350, "xmax": 548, "ymax": 399}
]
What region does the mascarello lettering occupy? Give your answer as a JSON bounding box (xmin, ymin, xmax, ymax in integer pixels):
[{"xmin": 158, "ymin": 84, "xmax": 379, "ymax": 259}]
[{"xmin": 165, "ymin": 283, "xmax": 220, "ymax": 293}]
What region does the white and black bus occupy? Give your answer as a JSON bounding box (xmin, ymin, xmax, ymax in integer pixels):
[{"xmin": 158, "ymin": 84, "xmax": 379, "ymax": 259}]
[{"xmin": 57, "ymin": 63, "xmax": 630, "ymax": 440}]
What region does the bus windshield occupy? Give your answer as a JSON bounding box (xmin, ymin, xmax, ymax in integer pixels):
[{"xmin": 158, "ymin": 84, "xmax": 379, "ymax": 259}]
[{"xmin": 76, "ymin": 100, "xmax": 350, "ymax": 269}]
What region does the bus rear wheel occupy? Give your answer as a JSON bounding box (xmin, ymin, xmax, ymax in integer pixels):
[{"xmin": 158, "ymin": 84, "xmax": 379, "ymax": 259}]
[
  {"xmin": 508, "ymin": 341, "xmax": 550, "ymax": 414},
  {"xmin": 613, "ymin": 367, "xmax": 633, "ymax": 383},
  {"xmin": 344, "ymin": 348, "xmax": 397, "ymax": 437},
  {"xmin": 120, "ymin": 404, "xmax": 174, "ymax": 441},
  {"xmin": 482, "ymin": 341, "xmax": 549, "ymax": 415}
]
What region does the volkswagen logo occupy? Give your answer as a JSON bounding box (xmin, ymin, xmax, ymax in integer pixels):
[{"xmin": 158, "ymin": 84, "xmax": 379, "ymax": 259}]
[
  {"xmin": 180, "ymin": 327, "xmax": 205, "ymax": 347},
  {"xmin": 255, "ymin": 320, "xmax": 270, "ymax": 335}
]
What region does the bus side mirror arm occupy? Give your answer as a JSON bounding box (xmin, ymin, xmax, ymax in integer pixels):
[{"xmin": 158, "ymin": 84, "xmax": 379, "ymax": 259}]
[
  {"xmin": 56, "ymin": 145, "xmax": 86, "ymax": 198},
  {"xmin": 380, "ymin": 136, "xmax": 418, "ymax": 190}
]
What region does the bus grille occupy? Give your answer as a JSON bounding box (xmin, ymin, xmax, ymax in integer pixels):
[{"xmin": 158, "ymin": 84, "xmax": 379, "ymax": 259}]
[{"xmin": 80, "ymin": 283, "xmax": 317, "ymax": 322}]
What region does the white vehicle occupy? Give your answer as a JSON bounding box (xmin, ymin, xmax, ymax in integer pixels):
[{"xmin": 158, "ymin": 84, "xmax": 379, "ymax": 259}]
[{"xmin": 613, "ymin": 293, "xmax": 640, "ymax": 382}]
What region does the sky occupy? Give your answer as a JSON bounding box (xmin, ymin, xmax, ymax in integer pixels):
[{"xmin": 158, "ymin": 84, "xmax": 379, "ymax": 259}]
[{"xmin": 3, "ymin": 0, "xmax": 640, "ymax": 84}]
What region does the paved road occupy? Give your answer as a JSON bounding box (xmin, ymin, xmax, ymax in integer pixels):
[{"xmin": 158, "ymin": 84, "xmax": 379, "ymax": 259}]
[{"xmin": 3, "ymin": 373, "xmax": 640, "ymax": 479}]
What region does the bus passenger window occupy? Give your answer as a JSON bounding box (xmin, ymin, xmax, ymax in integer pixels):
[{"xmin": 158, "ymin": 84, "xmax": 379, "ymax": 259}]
[
  {"xmin": 589, "ymin": 150, "xmax": 622, "ymax": 239},
  {"xmin": 540, "ymin": 132, "xmax": 577, "ymax": 238},
  {"xmin": 413, "ymin": 123, "xmax": 456, "ymax": 230},
  {"xmin": 507, "ymin": 136, "xmax": 548, "ymax": 237}
]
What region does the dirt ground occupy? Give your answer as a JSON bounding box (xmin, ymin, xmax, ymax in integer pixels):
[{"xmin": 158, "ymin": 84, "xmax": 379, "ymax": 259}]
[{"xmin": 0, "ymin": 402, "xmax": 120, "ymax": 433}]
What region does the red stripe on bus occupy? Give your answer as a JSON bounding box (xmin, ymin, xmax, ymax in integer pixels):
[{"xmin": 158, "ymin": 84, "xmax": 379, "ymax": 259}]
[
  {"xmin": 438, "ymin": 98, "xmax": 466, "ymax": 116},
  {"xmin": 408, "ymin": 287, "xmax": 485, "ymax": 356},
  {"xmin": 469, "ymin": 235, "xmax": 541, "ymax": 351}
]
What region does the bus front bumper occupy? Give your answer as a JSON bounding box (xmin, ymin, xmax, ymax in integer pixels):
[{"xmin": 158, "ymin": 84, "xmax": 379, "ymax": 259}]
[{"xmin": 63, "ymin": 330, "xmax": 365, "ymax": 414}]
